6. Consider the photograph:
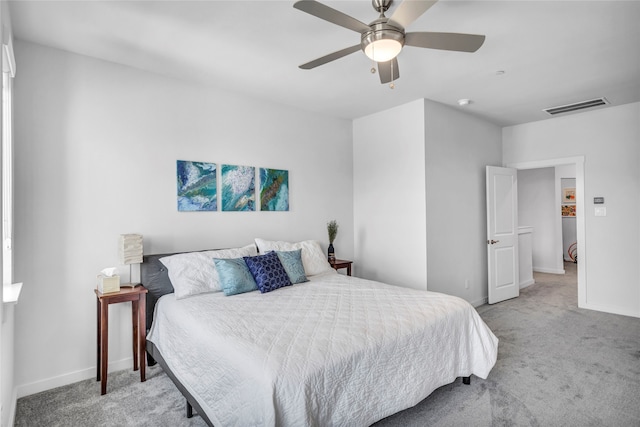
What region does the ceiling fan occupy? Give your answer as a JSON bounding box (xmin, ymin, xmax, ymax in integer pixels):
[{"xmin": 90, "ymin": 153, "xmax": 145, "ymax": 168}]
[{"xmin": 293, "ymin": 0, "xmax": 485, "ymax": 87}]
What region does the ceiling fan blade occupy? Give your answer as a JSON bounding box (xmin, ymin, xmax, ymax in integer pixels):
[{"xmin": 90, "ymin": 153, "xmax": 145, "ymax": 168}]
[
  {"xmin": 299, "ymin": 44, "xmax": 362, "ymax": 70},
  {"xmin": 378, "ymin": 58, "xmax": 400, "ymax": 84},
  {"xmin": 293, "ymin": 0, "xmax": 371, "ymax": 34},
  {"xmin": 405, "ymin": 32, "xmax": 486, "ymax": 52},
  {"xmin": 388, "ymin": 0, "xmax": 439, "ymax": 29}
]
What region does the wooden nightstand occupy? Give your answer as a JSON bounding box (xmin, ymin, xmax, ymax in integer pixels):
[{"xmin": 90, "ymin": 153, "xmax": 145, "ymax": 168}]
[
  {"xmin": 330, "ymin": 259, "xmax": 353, "ymax": 276},
  {"xmin": 95, "ymin": 286, "xmax": 148, "ymax": 395}
]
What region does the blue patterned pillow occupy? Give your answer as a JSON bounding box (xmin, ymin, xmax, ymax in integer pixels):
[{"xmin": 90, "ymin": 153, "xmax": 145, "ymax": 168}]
[
  {"xmin": 275, "ymin": 249, "xmax": 308, "ymax": 284},
  {"xmin": 213, "ymin": 258, "xmax": 258, "ymax": 296},
  {"xmin": 243, "ymin": 251, "xmax": 292, "ymax": 293}
]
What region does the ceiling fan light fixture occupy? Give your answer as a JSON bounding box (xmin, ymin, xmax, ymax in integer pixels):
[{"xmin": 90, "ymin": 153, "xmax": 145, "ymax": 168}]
[
  {"xmin": 362, "ymin": 26, "xmax": 405, "ymax": 62},
  {"xmin": 364, "ymin": 38, "xmax": 403, "ymax": 62}
]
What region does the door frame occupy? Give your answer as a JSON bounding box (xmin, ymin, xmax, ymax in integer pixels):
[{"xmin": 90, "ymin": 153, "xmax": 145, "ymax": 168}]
[{"xmin": 506, "ymin": 156, "xmax": 586, "ymax": 309}]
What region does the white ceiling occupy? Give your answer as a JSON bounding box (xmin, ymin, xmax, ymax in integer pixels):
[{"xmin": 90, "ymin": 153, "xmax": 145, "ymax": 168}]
[{"xmin": 8, "ymin": 0, "xmax": 640, "ymax": 126}]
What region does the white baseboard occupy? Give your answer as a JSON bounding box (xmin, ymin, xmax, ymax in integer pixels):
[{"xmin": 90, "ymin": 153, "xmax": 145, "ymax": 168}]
[
  {"xmin": 6, "ymin": 387, "xmax": 17, "ymax": 427},
  {"xmin": 17, "ymin": 357, "xmax": 133, "ymax": 398},
  {"xmin": 519, "ymin": 279, "xmax": 535, "ymax": 289},
  {"xmin": 580, "ymin": 302, "xmax": 640, "ymax": 319},
  {"xmin": 471, "ymin": 296, "xmax": 488, "ymax": 307},
  {"xmin": 533, "ymin": 267, "xmax": 565, "ymax": 275}
]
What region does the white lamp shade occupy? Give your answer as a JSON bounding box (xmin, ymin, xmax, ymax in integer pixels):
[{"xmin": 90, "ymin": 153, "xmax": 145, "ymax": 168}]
[
  {"xmin": 119, "ymin": 234, "xmax": 143, "ymax": 265},
  {"xmin": 364, "ymin": 39, "xmax": 402, "ymax": 62}
]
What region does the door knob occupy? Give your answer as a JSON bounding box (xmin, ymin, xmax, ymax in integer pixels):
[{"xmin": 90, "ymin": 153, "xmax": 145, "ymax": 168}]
[{"xmin": 487, "ymin": 239, "xmax": 500, "ymax": 245}]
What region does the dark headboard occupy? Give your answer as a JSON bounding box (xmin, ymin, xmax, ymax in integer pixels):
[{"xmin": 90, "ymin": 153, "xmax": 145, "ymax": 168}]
[{"xmin": 141, "ymin": 252, "xmax": 177, "ymax": 333}]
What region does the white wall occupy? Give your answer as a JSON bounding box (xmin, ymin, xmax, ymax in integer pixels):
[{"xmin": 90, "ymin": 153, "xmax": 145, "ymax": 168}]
[
  {"xmin": 12, "ymin": 40, "xmax": 354, "ymax": 396},
  {"xmin": 517, "ymin": 167, "xmax": 563, "ymax": 273},
  {"xmin": 353, "ymin": 98, "xmax": 502, "ymax": 305},
  {"xmin": 353, "ymin": 99, "xmax": 427, "ymax": 289},
  {"xmin": 423, "ymin": 100, "xmax": 502, "ymax": 306},
  {"xmin": 503, "ymin": 102, "xmax": 640, "ymax": 318}
]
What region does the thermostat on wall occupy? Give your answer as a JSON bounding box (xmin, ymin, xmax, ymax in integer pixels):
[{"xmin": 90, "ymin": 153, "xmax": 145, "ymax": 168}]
[
  {"xmin": 595, "ymin": 207, "xmax": 607, "ymax": 217},
  {"xmin": 594, "ymin": 197, "xmax": 605, "ymax": 204}
]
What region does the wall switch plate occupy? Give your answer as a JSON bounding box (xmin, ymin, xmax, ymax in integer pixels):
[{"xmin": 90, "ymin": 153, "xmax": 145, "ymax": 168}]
[{"xmin": 595, "ymin": 207, "xmax": 607, "ymax": 217}]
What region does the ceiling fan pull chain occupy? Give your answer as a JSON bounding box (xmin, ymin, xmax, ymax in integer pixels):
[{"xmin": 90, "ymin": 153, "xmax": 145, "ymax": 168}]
[
  {"xmin": 390, "ymin": 60, "xmax": 395, "ymax": 89},
  {"xmin": 370, "ymin": 43, "xmax": 377, "ymax": 74}
]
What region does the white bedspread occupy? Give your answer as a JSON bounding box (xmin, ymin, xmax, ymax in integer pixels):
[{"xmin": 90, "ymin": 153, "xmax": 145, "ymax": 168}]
[{"xmin": 147, "ymin": 272, "xmax": 498, "ymax": 427}]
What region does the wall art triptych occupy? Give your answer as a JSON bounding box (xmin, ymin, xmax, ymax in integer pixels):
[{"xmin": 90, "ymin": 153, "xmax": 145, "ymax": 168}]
[{"xmin": 176, "ymin": 160, "xmax": 288, "ymax": 212}]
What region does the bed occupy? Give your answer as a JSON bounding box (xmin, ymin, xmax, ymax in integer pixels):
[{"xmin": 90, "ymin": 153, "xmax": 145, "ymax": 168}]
[{"xmin": 142, "ymin": 240, "xmax": 498, "ymax": 426}]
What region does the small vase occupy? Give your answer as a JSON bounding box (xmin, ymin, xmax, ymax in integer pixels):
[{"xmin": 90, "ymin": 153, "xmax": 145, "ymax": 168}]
[{"xmin": 328, "ymin": 243, "xmax": 336, "ymax": 262}]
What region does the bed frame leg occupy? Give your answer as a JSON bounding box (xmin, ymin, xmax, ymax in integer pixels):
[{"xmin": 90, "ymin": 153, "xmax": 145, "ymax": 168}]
[
  {"xmin": 146, "ymin": 352, "xmax": 157, "ymax": 367},
  {"xmin": 463, "ymin": 376, "xmax": 471, "ymax": 385},
  {"xmin": 186, "ymin": 400, "xmax": 193, "ymax": 418}
]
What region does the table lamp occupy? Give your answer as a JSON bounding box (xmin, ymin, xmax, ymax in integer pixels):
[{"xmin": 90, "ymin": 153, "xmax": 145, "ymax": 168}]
[{"xmin": 119, "ymin": 234, "xmax": 143, "ymax": 286}]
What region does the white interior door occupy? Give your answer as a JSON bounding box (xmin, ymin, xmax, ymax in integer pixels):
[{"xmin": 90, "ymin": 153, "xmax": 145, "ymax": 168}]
[{"xmin": 486, "ymin": 166, "xmax": 519, "ymax": 304}]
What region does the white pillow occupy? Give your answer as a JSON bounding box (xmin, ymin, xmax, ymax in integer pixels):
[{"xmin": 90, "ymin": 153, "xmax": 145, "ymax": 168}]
[
  {"xmin": 160, "ymin": 244, "xmax": 258, "ymax": 299},
  {"xmin": 254, "ymin": 238, "xmax": 334, "ymax": 276}
]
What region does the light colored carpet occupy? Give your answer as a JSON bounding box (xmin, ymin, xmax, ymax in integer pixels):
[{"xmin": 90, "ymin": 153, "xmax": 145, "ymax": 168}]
[
  {"xmin": 14, "ymin": 364, "xmax": 203, "ymax": 427},
  {"xmin": 15, "ymin": 262, "xmax": 640, "ymax": 426},
  {"xmin": 375, "ymin": 262, "xmax": 640, "ymax": 426}
]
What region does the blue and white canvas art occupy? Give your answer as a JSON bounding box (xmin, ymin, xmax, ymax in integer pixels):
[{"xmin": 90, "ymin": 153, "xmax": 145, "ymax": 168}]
[
  {"xmin": 260, "ymin": 168, "xmax": 289, "ymax": 211},
  {"xmin": 176, "ymin": 160, "xmax": 217, "ymax": 211},
  {"xmin": 221, "ymin": 164, "xmax": 255, "ymax": 211}
]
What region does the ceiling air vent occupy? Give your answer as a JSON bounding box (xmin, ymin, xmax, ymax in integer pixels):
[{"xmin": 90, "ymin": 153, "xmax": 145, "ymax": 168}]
[{"xmin": 543, "ymin": 97, "xmax": 609, "ymax": 116}]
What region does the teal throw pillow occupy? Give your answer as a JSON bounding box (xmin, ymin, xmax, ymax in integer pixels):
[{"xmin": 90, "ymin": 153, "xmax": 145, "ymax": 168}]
[
  {"xmin": 213, "ymin": 258, "xmax": 258, "ymax": 296},
  {"xmin": 275, "ymin": 249, "xmax": 308, "ymax": 284}
]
